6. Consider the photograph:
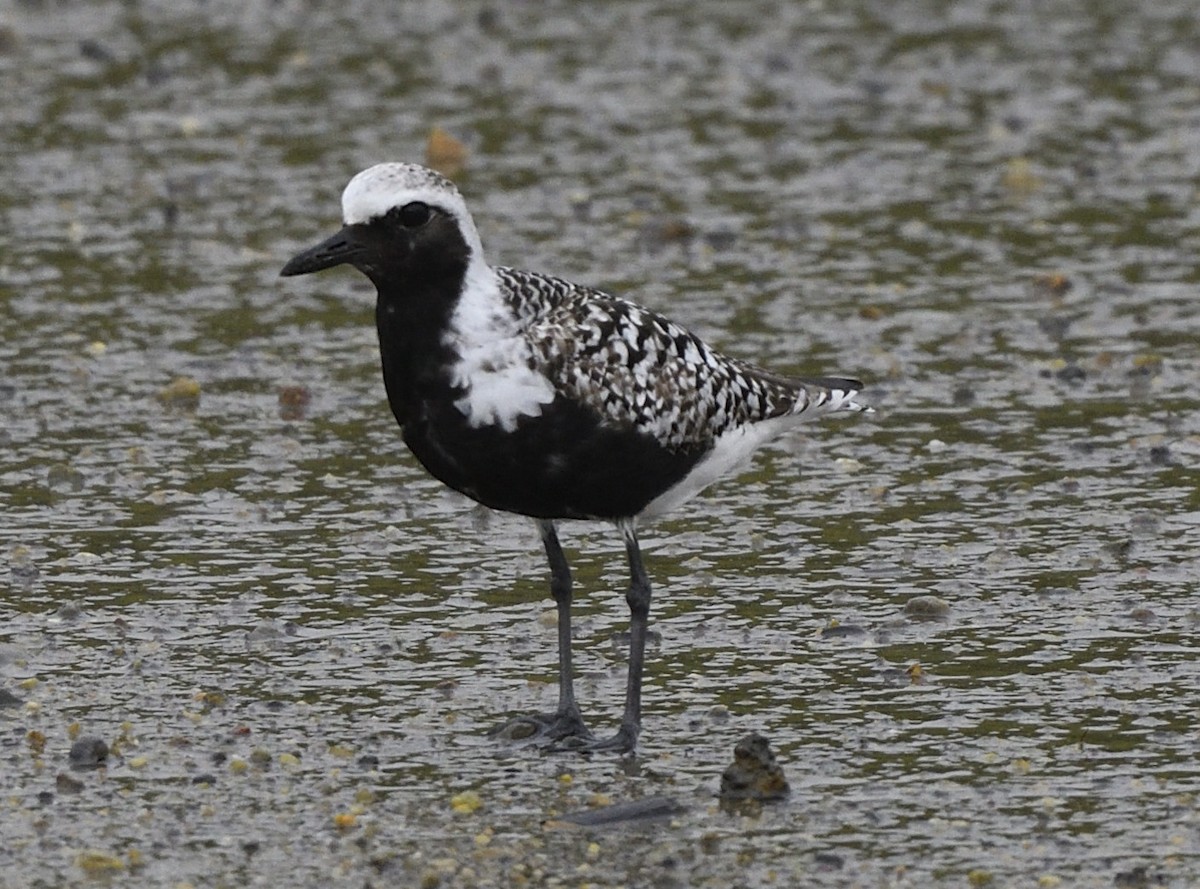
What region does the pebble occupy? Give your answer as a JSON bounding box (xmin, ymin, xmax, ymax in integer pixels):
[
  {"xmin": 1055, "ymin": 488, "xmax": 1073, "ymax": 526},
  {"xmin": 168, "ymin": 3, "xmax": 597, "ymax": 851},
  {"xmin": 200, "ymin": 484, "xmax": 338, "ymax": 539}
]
[
  {"xmin": 903, "ymin": 596, "xmax": 951, "ymax": 621},
  {"xmin": 56, "ymin": 772, "xmax": 85, "ymax": 793},
  {"xmin": 68, "ymin": 736, "xmax": 109, "ymax": 770},
  {"xmin": 719, "ymin": 734, "xmax": 789, "ymax": 802}
]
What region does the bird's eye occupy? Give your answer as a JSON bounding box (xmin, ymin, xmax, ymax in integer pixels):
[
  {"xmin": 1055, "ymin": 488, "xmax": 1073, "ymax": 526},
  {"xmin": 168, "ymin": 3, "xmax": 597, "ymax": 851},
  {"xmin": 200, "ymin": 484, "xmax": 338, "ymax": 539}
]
[{"xmin": 396, "ymin": 201, "xmax": 432, "ymax": 228}]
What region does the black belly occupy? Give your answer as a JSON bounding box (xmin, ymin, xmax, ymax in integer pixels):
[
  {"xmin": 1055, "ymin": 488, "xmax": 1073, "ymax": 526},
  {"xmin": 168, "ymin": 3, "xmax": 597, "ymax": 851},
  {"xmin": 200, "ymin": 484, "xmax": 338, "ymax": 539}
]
[{"xmin": 399, "ymin": 397, "xmax": 708, "ymax": 520}]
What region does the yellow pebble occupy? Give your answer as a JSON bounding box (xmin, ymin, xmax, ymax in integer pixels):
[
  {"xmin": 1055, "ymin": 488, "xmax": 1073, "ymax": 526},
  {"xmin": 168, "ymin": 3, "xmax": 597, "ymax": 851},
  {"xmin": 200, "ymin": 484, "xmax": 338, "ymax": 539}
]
[
  {"xmin": 158, "ymin": 376, "xmax": 201, "ymax": 407},
  {"xmin": 450, "ymin": 790, "xmax": 483, "ymax": 814},
  {"xmin": 76, "ymin": 850, "xmax": 124, "ymax": 873}
]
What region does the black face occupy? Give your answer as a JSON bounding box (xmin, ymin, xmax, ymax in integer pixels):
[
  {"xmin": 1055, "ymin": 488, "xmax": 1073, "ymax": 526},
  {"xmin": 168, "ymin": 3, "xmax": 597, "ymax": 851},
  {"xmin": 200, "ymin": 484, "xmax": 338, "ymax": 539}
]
[{"xmin": 280, "ymin": 201, "xmax": 471, "ymax": 289}]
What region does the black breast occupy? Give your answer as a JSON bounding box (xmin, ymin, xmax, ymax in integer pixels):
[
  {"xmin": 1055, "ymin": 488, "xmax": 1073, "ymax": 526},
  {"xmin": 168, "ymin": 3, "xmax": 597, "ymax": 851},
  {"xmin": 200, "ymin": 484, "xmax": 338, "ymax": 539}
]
[{"xmin": 401, "ymin": 396, "xmax": 709, "ymax": 520}]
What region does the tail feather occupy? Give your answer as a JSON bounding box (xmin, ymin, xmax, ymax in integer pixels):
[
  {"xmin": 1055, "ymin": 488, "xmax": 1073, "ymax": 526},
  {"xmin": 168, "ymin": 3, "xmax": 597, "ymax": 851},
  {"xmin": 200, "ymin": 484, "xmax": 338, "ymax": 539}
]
[{"xmin": 796, "ymin": 377, "xmax": 872, "ymax": 415}]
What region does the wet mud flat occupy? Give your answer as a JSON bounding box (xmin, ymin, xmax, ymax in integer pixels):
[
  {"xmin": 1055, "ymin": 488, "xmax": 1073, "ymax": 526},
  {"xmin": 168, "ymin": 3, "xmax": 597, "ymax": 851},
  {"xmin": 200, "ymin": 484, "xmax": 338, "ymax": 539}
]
[{"xmin": 2, "ymin": 0, "xmax": 1199, "ymax": 886}]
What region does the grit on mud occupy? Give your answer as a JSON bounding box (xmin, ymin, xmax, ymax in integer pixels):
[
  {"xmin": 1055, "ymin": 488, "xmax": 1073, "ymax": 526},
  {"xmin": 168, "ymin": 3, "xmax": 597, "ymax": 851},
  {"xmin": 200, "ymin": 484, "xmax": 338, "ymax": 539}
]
[{"xmin": 1, "ymin": 2, "xmax": 1198, "ymax": 887}]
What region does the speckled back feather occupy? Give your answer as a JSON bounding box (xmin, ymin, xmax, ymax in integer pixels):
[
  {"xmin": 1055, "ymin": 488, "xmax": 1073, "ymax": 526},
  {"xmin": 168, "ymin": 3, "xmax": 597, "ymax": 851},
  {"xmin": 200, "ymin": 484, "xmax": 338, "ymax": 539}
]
[{"xmin": 495, "ymin": 267, "xmax": 862, "ymax": 452}]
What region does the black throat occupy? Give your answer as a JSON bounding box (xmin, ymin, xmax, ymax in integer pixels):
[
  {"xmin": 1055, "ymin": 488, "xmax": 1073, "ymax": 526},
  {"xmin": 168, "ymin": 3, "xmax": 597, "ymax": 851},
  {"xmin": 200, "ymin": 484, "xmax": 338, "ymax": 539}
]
[{"xmin": 357, "ymin": 207, "xmax": 474, "ymax": 430}]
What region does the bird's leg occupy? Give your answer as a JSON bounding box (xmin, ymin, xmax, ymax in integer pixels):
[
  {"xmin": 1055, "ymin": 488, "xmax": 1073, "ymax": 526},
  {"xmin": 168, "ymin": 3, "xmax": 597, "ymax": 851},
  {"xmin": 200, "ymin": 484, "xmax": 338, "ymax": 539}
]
[
  {"xmin": 615, "ymin": 521, "xmax": 651, "ymax": 750},
  {"xmin": 541, "ymin": 519, "xmax": 591, "ymax": 738},
  {"xmin": 490, "ymin": 519, "xmax": 592, "ymax": 744},
  {"xmin": 555, "ymin": 520, "xmax": 648, "ymax": 754}
]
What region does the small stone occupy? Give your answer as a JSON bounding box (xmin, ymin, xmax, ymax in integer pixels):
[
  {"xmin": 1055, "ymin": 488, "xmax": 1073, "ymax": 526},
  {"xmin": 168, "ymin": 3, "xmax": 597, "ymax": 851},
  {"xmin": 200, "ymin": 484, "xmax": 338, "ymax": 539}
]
[
  {"xmin": 278, "ymin": 385, "xmax": 312, "ymax": 421},
  {"xmin": 249, "ymin": 748, "xmax": 272, "ymax": 767},
  {"xmin": 158, "ymin": 376, "xmax": 201, "ymax": 409},
  {"xmin": 1055, "ymin": 363, "xmax": 1086, "ymax": 384},
  {"xmin": 56, "ymin": 772, "xmax": 85, "ymax": 793},
  {"xmin": 1030, "ymin": 272, "xmax": 1073, "ymax": 298},
  {"xmin": 903, "ymin": 596, "xmax": 951, "ymax": 621},
  {"xmin": 425, "ymin": 126, "xmax": 468, "ymax": 178},
  {"xmin": 1002, "ymin": 157, "xmax": 1041, "ymax": 193},
  {"xmin": 68, "ymin": 736, "xmax": 109, "ymax": 770},
  {"xmin": 450, "ymin": 790, "xmax": 483, "ymax": 814},
  {"xmin": 46, "ymin": 464, "xmax": 85, "ymax": 493},
  {"xmin": 75, "ymin": 851, "xmax": 124, "ymax": 875},
  {"xmin": 1147, "ymin": 445, "xmax": 1175, "ymax": 466},
  {"xmin": 814, "ymin": 851, "xmax": 844, "ymax": 870},
  {"xmin": 1114, "ymin": 866, "xmax": 1150, "ymax": 889},
  {"xmin": 719, "ymin": 734, "xmax": 789, "ymax": 802}
]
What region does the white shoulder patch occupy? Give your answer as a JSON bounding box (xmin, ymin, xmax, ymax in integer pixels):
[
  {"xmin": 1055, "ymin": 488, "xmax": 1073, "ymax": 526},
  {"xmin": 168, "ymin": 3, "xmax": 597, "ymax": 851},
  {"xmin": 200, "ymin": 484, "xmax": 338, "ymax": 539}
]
[{"xmin": 444, "ymin": 267, "xmax": 556, "ymax": 432}]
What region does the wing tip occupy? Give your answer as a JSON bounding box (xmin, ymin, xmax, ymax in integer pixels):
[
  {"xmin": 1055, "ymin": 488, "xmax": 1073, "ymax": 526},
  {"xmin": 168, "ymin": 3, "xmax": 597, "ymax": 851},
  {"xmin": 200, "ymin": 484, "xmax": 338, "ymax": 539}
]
[{"xmin": 805, "ymin": 377, "xmax": 873, "ymax": 414}]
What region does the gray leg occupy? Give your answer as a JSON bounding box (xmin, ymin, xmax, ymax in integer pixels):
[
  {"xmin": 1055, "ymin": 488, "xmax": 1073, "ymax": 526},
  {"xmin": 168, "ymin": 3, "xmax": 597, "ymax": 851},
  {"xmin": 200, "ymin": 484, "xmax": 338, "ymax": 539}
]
[
  {"xmin": 557, "ymin": 520, "xmax": 647, "ymax": 754},
  {"xmin": 540, "ymin": 519, "xmax": 589, "ymax": 736},
  {"xmin": 489, "ymin": 519, "xmax": 591, "ymax": 744},
  {"xmin": 614, "ymin": 520, "xmax": 650, "ymax": 750}
]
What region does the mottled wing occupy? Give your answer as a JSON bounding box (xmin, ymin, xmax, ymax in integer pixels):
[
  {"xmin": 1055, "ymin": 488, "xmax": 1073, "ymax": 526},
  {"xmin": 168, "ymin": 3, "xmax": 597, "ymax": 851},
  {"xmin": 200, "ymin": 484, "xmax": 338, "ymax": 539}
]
[{"xmin": 496, "ymin": 267, "xmax": 850, "ymax": 452}]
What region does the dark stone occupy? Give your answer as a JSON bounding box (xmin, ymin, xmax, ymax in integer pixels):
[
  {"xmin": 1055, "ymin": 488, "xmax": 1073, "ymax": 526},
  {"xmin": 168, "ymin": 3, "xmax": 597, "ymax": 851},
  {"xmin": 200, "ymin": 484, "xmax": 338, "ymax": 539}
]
[
  {"xmin": 68, "ymin": 736, "xmax": 108, "ymax": 770},
  {"xmin": 55, "ymin": 772, "xmax": 85, "ymax": 793},
  {"xmin": 814, "ymin": 851, "xmax": 845, "ymax": 870},
  {"xmin": 1055, "ymin": 363, "xmax": 1087, "ymax": 384},
  {"xmin": 719, "ymin": 733, "xmax": 789, "ymax": 802}
]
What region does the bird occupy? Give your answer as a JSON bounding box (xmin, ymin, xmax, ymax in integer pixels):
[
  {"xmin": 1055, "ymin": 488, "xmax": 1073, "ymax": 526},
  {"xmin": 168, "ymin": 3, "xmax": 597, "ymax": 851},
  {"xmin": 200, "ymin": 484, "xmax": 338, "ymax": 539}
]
[{"xmin": 280, "ymin": 162, "xmax": 869, "ymax": 753}]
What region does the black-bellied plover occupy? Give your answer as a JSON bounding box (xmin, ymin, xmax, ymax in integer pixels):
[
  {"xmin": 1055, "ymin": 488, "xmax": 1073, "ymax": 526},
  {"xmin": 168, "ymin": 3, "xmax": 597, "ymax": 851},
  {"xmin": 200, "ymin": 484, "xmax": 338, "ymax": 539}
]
[{"xmin": 280, "ymin": 162, "xmax": 869, "ymax": 753}]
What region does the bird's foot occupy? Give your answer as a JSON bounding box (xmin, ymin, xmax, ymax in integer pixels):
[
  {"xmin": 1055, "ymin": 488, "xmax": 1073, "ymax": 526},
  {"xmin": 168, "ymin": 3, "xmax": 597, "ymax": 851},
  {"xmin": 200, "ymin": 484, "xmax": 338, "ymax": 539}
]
[
  {"xmin": 549, "ymin": 721, "xmax": 638, "ymax": 755},
  {"xmin": 488, "ymin": 710, "xmax": 593, "ymax": 746}
]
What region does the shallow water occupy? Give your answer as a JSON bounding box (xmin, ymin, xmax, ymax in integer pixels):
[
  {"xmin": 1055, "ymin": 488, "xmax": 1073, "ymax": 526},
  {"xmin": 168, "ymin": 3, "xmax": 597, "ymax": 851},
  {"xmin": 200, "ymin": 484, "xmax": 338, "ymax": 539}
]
[{"xmin": 2, "ymin": 0, "xmax": 1198, "ymax": 886}]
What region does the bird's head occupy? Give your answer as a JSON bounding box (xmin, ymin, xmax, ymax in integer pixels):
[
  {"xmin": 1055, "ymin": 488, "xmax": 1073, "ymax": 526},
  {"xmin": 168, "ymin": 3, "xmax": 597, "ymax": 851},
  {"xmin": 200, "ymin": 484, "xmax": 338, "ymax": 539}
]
[{"xmin": 280, "ymin": 163, "xmax": 484, "ymax": 289}]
